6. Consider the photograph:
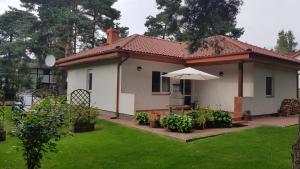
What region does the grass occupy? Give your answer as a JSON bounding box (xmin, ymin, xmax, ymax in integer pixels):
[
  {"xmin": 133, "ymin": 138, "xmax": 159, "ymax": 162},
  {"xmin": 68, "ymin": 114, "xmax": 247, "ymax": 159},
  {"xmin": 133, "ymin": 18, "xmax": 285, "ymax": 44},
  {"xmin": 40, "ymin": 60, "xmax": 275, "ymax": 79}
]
[{"xmin": 0, "ymin": 109, "xmax": 298, "ymax": 169}]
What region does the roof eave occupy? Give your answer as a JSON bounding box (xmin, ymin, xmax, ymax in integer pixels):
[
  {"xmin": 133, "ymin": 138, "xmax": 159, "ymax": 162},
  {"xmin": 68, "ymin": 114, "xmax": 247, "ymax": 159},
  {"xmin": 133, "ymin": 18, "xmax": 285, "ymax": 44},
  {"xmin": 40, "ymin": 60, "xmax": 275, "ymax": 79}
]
[{"xmin": 56, "ymin": 52, "xmax": 120, "ymax": 67}]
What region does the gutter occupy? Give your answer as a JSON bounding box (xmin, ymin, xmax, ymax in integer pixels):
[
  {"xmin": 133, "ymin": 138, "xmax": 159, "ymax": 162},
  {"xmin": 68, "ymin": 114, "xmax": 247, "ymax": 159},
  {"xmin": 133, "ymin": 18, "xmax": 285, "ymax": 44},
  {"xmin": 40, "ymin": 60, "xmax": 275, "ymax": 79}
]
[{"xmin": 113, "ymin": 53, "xmax": 129, "ymax": 119}]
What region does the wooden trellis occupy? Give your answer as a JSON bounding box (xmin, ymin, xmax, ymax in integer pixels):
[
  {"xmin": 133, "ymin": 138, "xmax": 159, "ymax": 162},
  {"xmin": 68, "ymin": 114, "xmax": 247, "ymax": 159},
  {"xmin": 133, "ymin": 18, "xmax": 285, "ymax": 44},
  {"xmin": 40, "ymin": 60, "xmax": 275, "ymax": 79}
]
[{"xmin": 70, "ymin": 89, "xmax": 90, "ymax": 107}]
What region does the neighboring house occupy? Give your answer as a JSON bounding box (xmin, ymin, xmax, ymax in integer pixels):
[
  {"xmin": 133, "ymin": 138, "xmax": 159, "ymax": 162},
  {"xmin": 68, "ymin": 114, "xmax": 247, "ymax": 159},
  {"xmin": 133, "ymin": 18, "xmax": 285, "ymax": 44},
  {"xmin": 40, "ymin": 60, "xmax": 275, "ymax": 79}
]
[
  {"xmin": 29, "ymin": 64, "xmax": 57, "ymax": 90},
  {"xmin": 56, "ymin": 28, "xmax": 300, "ymax": 118},
  {"xmin": 288, "ymin": 50, "xmax": 300, "ymax": 95}
]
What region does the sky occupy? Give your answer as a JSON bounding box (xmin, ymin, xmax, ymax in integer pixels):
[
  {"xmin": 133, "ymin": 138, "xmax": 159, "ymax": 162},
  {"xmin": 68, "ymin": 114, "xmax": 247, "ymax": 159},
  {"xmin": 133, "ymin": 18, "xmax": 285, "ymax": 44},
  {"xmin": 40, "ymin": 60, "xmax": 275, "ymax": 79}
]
[{"xmin": 0, "ymin": 0, "xmax": 299, "ymax": 50}]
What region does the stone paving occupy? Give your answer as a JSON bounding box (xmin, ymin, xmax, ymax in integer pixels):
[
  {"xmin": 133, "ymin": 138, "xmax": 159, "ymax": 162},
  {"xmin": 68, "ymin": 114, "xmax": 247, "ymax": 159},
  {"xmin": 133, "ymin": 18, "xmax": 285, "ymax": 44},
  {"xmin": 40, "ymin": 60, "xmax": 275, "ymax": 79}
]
[{"xmin": 98, "ymin": 113, "xmax": 299, "ymax": 142}]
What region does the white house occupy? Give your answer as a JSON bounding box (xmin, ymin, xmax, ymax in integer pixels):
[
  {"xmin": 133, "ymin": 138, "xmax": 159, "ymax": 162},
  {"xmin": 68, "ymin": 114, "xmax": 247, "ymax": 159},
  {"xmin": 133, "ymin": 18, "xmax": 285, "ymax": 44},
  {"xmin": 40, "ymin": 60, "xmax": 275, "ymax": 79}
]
[{"xmin": 56, "ymin": 28, "xmax": 300, "ymax": 119}]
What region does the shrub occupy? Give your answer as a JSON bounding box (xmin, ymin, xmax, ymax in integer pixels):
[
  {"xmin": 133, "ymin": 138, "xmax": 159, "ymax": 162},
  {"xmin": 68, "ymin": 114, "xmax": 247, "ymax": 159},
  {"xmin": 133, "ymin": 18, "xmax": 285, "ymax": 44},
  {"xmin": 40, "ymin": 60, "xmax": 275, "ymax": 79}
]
[
  {"xmin": 135, "ymin": 112, "xmax": 149, "ymax": 125},
  {"xmin": 160, "ymin": 114, "xmax": 193, "ymax": 133},
  {"xmin": 12, "ymin": 96, "xmax": 67, "ymax": 169},
  {"xmin": 187, "ymin": 109, "xmax": 232, "ymax": 129},
  {"xmin": 187, "ymin": 109, "xmax": 214, "ymax": 129},
  {"xmin": 69, "ymin": 104, "xmax": 99, "ymax": 125},
  {"xmin": 0, "ymin": 89, "xmax": 4, "ymax": 102},
  {"xmin": 212, "ymin": 110, "xmax": 233, "ymax": 128}
]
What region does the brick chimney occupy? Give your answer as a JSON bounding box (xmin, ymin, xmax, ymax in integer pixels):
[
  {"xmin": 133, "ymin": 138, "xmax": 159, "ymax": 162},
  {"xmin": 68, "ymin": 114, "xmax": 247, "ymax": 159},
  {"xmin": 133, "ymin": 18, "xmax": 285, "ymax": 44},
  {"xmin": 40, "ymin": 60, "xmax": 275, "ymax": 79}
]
[{"xmin": 106, "ymin": 27, "xmax": 120, "ymax": 44}]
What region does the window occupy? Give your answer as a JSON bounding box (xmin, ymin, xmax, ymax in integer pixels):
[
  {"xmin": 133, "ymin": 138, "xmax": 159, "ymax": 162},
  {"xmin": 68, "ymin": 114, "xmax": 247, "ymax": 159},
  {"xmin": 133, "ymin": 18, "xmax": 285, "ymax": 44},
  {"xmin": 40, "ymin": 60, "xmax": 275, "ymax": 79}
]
[
  {"xmin": 152, "ymin": 71, "xmax": 170, "ymax": 93},
  {"xmin": 266, "ymin": 76, "xmax": 273, "ymax": 96},
  {"xmin": 180, "ymin": 80, "xmax": 192, "ymax": 105},
  {"xmin": 43, "ymin": 69, "xmax": 51, "ymax": 75},
  {"xmin": 162, "ymin": 73, "xmax": 170, "ymax": 92},
  {"xmin": 87, "ymin": 70, "xmax": 93, "ymax": 90},
  {"xmin": 152, "ymin": 71, "xmax": 161, "ymax": 92}
]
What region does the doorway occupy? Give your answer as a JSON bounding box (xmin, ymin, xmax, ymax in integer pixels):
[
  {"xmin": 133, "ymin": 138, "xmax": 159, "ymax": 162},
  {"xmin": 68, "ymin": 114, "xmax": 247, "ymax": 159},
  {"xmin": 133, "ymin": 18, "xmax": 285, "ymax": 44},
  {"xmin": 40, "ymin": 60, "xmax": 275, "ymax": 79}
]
[{"xmin": 180, "ymin": 80, "xmax": 192, "ymax": 106}]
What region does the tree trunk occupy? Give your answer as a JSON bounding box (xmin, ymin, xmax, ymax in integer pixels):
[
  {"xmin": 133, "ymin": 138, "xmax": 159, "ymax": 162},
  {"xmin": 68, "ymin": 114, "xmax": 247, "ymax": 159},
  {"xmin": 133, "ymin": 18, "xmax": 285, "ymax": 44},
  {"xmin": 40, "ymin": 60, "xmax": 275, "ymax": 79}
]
[{"xmin": 292, "ymin": 114, "xmax": 300, "ymax": 169}]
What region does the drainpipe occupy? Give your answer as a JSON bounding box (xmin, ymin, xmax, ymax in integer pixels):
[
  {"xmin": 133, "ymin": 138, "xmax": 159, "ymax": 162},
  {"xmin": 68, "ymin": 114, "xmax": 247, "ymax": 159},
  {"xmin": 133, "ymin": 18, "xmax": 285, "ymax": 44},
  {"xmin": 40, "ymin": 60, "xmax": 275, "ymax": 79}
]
[{"xmin": 113, "ymin": 53, "xmax": 129, "ymax": 119}]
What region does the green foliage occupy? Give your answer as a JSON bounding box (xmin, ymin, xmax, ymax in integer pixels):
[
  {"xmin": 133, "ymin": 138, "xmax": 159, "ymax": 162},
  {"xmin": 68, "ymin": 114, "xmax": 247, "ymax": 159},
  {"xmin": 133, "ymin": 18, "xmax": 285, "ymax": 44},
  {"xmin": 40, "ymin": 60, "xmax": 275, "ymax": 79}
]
[
  {"xmin": 160, "ymin": 114, "xmax": 193, "ymax": 133},
  {"xmin": 0, "ymin": 8, "xmax": 37, "ymax": 91},
  {"xmin": 135, "ymin": 112, "xmax": 149, "ymax": 125},
  {"xmin": 0, "ymin": 89, "xmax": 4, "ymax": 102},
  {"xmin": 275, "ymin": 30, "xmax": 298, "ymax": 54},
  {"xmin": 212, "ymin": 110, "xmax": 233, "ymax": 128},
  {"xmin": 12, "ymin": 97, "xmax": 67, "ymax": 169},
  {"xmin": 187, "ymin": 109, "xmax": 232, "ymax": 128},
  {"xmin": 69, "ymin": 105, "xmax": 99, "ymax": 125},
  {"xmin": 145, "ymin": 0, "xmax": 244, "ymax": 52}
]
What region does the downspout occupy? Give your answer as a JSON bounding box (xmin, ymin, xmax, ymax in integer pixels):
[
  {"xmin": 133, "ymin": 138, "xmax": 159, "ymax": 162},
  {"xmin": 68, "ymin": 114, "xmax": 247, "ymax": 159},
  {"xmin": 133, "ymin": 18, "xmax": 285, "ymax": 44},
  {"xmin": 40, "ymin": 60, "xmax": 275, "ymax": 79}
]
[{"xmin": 113, "ymin": 53, "xmax": 129, "ymax": 119}]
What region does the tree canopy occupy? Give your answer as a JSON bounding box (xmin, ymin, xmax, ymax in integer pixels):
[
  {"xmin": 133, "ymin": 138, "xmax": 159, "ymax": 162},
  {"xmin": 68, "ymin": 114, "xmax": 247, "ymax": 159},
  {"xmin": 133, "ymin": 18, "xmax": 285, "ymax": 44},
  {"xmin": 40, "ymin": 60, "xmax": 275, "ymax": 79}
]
[
  {"xmin": 275, "ymin": 30, "xmax": 298, "ymax": 54},
  {"xmin": 144, "ymin": 0, "xmax": 244, "ymax": 52},
  {"xmin": 20, "ymin": 0, "xmax": 128, "ymax": 58},
  {"xmin": 0, "ymin": 8, "xmax": 38, "ymax": 93}
]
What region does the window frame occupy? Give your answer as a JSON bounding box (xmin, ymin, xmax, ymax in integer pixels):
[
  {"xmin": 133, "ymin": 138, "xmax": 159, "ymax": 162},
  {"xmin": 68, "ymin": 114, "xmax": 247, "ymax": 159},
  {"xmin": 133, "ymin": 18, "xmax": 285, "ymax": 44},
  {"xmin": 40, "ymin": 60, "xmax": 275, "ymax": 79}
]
[
  {"xmin": 265, "ymin": 76, "xmax": 274, "ymax": 97},
  {"xmin": 87, "ymin": 69, "xmax": 93, "ymax": 91},
  {"xmin": 152, "ymin": 71, "xmax": 171, "ymax": 94}
]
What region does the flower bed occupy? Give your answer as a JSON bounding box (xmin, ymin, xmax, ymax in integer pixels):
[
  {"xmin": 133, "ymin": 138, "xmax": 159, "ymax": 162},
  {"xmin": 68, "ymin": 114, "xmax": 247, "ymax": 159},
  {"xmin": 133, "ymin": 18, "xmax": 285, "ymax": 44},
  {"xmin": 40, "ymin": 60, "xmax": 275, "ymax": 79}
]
[
  {"xmin": 134, "ymin": 109, "xmax": 233, "ymax": 133},
  {"xmin": 187, "ymin": 109, "xmax": 233, "ymax": 129}
]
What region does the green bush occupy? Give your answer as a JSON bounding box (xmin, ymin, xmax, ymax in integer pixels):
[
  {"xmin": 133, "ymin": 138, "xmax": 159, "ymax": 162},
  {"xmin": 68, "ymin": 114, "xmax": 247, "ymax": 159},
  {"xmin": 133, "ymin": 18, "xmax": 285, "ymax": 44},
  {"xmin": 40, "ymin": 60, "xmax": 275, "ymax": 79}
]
[
  {"xmin": 160, "ymin": 114, "xmax": 193, "ymax": 133},
  {"xmin": 0, "ymin": 89, "xmax": 4, "ymax": 102},
  {"xmin": 135, "ymin": 112, "xmax": 149, "ymax": 125},
  {"xmin": 69, "ymin": 104, "xmax": 99, "ymax": 125},
  {"xmin": 212, "ymin": 110, "xmax": 232, "ymax": 128},
  {"xmin": 187, "ymin": 109, "xmax": 232, "ymax": 129},
  {"xmin": 187, "ymin": 109, "xmax": 214, "ymax": 129},
  {"xmin": 12, "ymin": 96, "xmax": 67, "ymax": 169}
]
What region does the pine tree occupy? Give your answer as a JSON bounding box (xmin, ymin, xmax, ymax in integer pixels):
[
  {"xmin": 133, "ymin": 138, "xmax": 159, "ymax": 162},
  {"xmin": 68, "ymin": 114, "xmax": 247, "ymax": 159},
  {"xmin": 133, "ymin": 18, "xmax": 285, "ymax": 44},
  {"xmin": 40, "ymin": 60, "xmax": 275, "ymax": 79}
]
[
  {"xmin": 144, "ymin": 0, "xmax": 244, "ymax": 52},
  {"xmin": 275, "ymin": 30, "xmax": 298, "ymax": 54},
  {"xmin": 0, "ymin": 8, "xmax": 38, "ymax": 96}
]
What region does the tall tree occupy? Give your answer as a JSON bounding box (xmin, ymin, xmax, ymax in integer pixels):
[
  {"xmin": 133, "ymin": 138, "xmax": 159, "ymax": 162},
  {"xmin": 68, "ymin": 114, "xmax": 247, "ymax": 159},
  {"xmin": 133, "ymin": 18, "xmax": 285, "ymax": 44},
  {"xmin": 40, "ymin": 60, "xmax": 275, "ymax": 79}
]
[
  {"xmin": 20, "ymin": 0, "xmax": 127, "ymax": 58},
  {"xmin": 144, "ymin": 0, "xmax": 182, "ymax": 40},
  {"xmin": 275, "ymin": 30, "xmax": 298, "ymax": 54},
  {"xmin": 145, "ymin": 0, "xmax": 244, "ymax": 52},
  {"xmin": 20, "ymin": 0, "xmax": 127, "ymax": 93},
  {"xmin": 0, "ymin": 8, "xmax": 38, "ymax": 96}
]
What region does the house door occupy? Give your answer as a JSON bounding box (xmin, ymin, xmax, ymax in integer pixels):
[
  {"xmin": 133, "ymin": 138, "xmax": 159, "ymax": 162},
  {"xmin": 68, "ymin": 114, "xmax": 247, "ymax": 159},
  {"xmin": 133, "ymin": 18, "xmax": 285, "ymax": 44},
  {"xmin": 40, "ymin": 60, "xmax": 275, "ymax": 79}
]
[{"xmin": 180, "ymin": 80, "xmax": 192, "ymax": 106}]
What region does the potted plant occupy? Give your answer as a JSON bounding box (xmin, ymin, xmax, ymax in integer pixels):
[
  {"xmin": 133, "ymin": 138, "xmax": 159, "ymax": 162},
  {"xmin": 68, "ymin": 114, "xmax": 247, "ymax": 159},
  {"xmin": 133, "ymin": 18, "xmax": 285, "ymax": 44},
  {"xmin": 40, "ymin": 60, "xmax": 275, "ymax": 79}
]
[
  {"xmin": 69, "ymin": 105, "xmax": 99, "ymax": 132},
  {"xmin": 148, "ymin": 112, "xmax": 160, "ymax": 128}
]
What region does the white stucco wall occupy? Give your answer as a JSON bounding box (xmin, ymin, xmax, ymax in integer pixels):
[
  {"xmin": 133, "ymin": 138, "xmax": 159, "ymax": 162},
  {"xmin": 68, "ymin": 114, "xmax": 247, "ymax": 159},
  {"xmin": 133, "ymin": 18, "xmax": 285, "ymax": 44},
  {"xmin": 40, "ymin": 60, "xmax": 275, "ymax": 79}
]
[
  {"xmin": 243, "ymin": 63, "xmax": 297, "ymax": 115},
  {"xmin": 193, "ymin": 63, "xmax": 253, "ymax": 112},
  {"xmin": 121, "ymin": 58, "xmax": 184, "ymax": 111},
  {"xmin": 67, "ymin": 62, "xmax": 118, "ymax": 113}
]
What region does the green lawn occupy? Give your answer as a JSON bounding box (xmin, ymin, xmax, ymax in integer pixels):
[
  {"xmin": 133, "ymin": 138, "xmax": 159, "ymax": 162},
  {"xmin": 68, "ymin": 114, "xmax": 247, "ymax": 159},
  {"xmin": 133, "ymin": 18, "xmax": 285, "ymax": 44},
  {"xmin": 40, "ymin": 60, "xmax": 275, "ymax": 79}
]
[{"xmin": 0, "ymin": 113, "xmax": 298, "ymax": 169}]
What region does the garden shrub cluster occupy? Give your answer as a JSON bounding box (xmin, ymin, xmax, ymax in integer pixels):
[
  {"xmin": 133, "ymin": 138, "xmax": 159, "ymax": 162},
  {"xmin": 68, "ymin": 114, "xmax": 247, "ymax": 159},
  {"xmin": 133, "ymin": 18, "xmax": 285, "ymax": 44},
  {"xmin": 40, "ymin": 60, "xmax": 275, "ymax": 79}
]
[
  {"xmin": 68, "ymin": 104, "xmax": 99, "ymax": 125},
  {"xmin": 160, "ymin": 114, "xmax": 193, "ymax": 133},
  {"xmin": 135, "ymin": 112, "xmax": 149, "ymax": 125},
  {"xmin": 187, "ymin": 109, "xmax": 232, "ymax": 129}
]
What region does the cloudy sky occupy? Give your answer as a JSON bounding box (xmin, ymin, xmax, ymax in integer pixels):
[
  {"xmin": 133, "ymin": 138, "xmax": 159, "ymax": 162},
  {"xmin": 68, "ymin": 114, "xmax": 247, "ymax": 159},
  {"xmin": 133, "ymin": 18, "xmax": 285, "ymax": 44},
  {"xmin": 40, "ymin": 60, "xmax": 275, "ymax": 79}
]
[{"xmin": 0, "ymin": 0, "xmax": 299, "ymax": 50}]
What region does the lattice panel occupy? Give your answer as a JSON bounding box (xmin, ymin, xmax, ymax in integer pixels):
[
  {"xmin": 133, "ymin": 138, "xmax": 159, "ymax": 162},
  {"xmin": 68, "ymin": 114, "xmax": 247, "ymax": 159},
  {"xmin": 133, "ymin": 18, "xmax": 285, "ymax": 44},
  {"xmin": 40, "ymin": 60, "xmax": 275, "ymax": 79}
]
[{"xmin": 70, "ymin": 89, "xmax": 90, "ymax": 107}]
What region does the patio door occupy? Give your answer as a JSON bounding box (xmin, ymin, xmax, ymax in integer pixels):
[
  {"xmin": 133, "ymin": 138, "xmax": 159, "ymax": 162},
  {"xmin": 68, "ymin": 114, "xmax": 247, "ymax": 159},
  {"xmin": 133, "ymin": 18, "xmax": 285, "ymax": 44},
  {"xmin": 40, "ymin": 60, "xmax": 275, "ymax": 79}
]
[{"xmin": 180, "ymin": 80, "xmax": 192, "ymax": 106}]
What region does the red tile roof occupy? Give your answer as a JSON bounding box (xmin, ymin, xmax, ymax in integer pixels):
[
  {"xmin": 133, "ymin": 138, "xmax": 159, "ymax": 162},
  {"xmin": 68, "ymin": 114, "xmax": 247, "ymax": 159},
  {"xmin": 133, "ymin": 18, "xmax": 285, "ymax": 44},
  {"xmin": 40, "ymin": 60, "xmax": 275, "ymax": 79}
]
[
  {"xmin": 56, "ymin": 34, "xmax": 300, "ymax": 65},
  {"xmin": 287, "ymin": 50, "xmax": 300, "ymax": 58}
]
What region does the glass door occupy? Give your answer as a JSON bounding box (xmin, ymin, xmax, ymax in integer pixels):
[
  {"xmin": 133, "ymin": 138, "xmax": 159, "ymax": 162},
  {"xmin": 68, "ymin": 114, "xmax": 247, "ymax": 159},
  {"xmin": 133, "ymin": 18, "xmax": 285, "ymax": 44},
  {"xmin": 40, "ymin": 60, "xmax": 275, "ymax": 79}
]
[{"xmin": 180, "ymin": 80, "xmax": 192, "ymax": 106}]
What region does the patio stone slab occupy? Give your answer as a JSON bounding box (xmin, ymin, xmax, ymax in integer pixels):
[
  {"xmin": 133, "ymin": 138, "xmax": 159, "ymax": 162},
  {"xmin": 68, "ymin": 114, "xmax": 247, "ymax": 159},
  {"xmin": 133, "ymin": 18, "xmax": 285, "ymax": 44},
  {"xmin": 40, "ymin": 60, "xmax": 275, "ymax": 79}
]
[
  {"xmin": 249, "ymin": 115, "xmax": 299, "ymax": 127},
  {"xmin": 98, "ymin": 114, "xmax": 260, "ymax": 142}
]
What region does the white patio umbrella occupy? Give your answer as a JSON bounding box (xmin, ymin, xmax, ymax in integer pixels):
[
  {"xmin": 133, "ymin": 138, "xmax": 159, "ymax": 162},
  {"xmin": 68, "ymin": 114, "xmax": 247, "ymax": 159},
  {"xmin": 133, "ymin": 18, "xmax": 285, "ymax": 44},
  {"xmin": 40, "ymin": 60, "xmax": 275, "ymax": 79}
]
[{"xmin": 162, "ymin": 67, "xmax": 219, "ymax": 80}]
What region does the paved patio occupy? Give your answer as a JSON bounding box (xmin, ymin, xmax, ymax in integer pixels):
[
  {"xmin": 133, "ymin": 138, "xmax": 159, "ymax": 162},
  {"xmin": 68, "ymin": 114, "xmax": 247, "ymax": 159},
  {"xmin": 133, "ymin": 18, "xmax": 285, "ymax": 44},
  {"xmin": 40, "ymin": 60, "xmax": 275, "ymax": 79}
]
[
  {"xmin": 249, "ymin": 115, "xmax": 299, "ymax": 127},
  {"xmin": 98, "ymin": 113, "xmax": 299, "ymax": 142}
]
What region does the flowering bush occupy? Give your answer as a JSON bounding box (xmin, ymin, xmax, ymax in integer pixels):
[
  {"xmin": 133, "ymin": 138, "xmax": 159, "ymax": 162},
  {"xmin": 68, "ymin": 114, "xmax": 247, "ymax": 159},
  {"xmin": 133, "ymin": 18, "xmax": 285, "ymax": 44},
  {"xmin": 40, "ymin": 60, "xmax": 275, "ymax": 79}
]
[
  {"xmin": 161, "ymin": 114, "xmax": 193, "ymax": 133},
  {"xmin": 135, "ymin": 112, "xmax": 149, "ymax": 125}
]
